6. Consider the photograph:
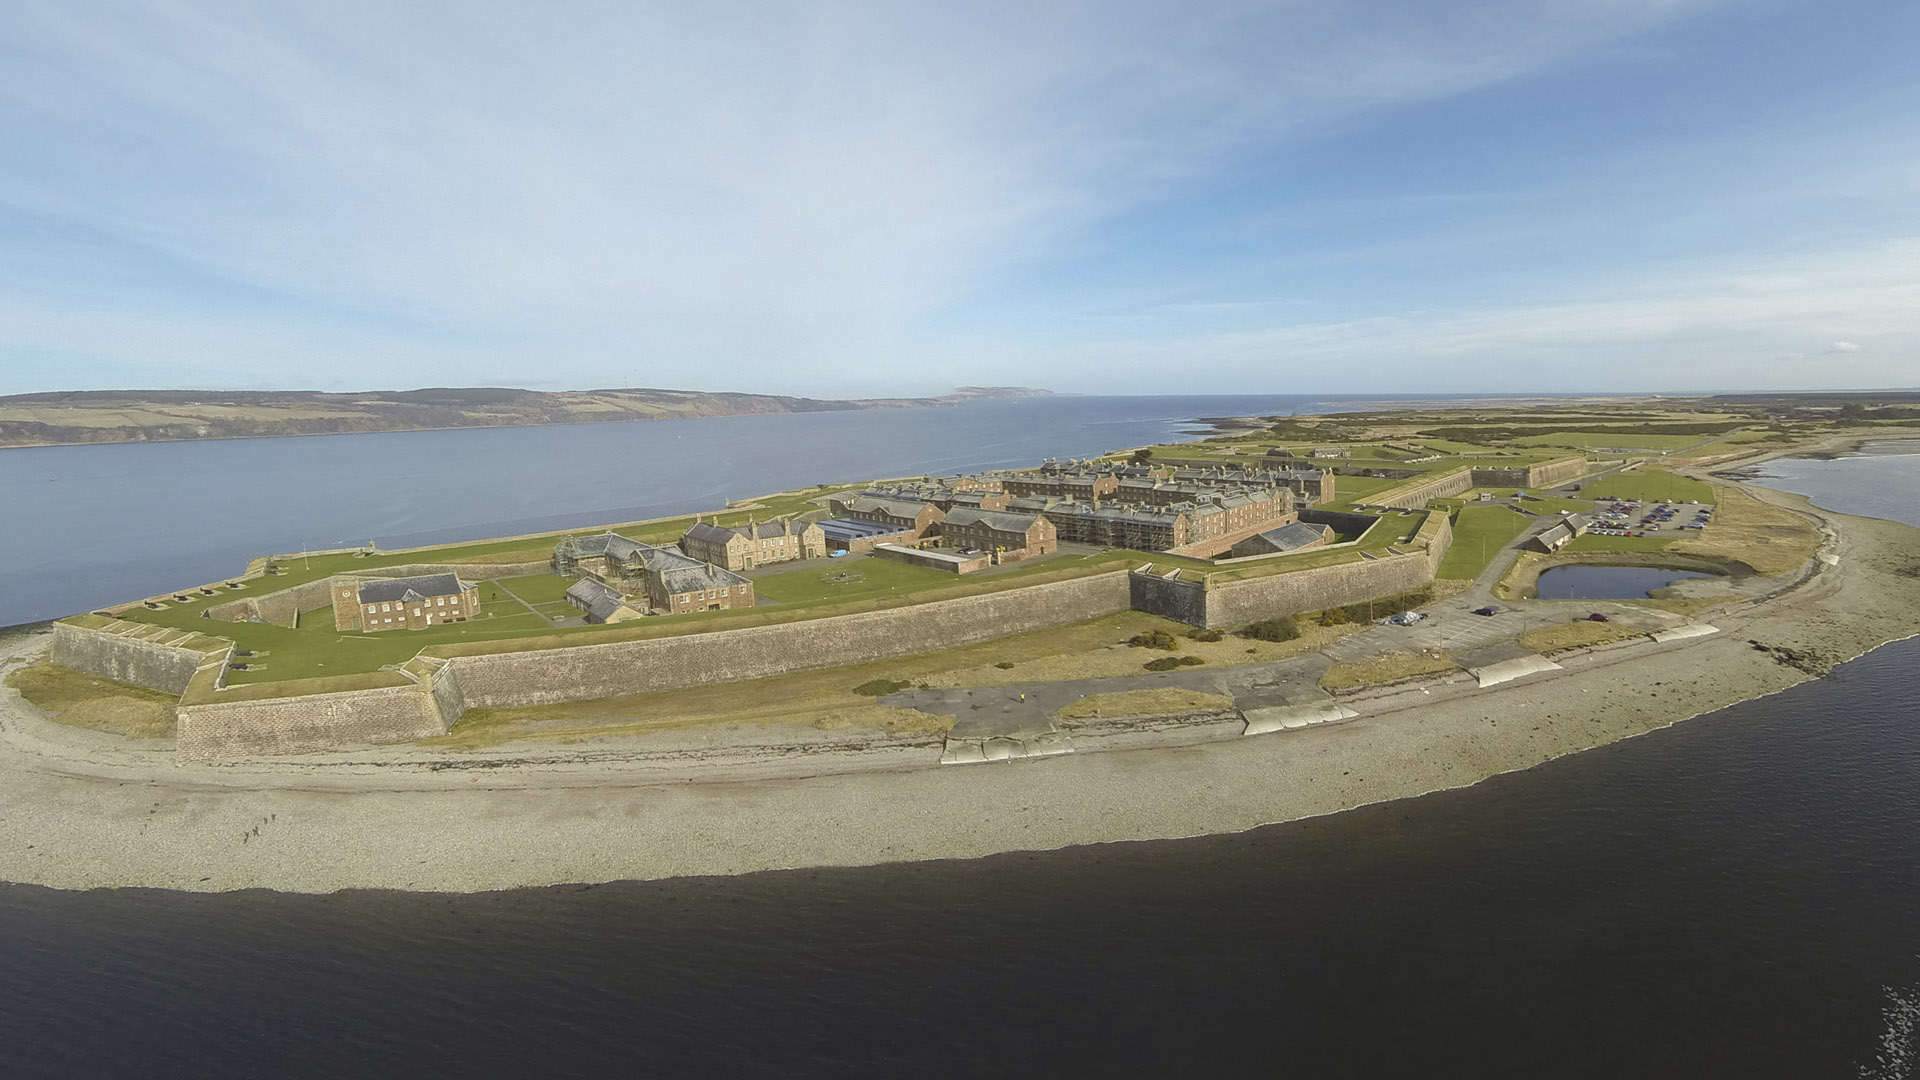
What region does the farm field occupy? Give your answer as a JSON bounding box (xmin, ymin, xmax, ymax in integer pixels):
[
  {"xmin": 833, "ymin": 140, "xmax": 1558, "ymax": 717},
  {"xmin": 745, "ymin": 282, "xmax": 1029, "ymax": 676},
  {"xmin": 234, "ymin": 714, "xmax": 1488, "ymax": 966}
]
[{"xmin": 1512, "ymin": 431, "xmax": 1716, "ymax": 451}]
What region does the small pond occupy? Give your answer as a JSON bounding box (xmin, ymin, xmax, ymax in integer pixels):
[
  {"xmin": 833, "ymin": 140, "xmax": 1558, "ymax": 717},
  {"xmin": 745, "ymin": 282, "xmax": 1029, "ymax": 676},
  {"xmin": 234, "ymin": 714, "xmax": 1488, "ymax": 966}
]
[{"xmin": 1535, "ymin": 564, "xmax": 1713, "ymax": 599}]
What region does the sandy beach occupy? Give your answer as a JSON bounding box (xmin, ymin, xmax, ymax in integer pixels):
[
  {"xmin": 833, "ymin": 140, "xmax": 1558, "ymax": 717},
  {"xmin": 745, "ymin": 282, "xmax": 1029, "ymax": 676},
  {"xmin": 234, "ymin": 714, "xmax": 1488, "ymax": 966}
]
[{"xmin": 0, "ymin": 465, "xmax": 1916, "ymax": 895}]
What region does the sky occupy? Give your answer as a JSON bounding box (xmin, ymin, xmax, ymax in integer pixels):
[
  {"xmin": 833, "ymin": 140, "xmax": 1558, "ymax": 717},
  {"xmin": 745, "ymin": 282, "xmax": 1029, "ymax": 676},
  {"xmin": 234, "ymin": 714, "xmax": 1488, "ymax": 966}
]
[{"xmin": 1, "ymin": 0, "xmax": 1916, "ymax": 398}]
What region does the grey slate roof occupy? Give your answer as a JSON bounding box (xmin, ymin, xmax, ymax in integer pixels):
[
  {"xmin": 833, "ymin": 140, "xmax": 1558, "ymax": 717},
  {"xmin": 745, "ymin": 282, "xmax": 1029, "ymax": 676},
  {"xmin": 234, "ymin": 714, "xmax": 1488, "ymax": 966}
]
[
  {"xmin": 940, "ymin": 507, "xmax": 1042, "ymax": 534},
  {"xmin": 555, "ymin": 532, "xmax": 649, "ymax": 561},
  {"xmin": 1251, "ymin": 521, "xmax": 1332, "ymax": 552},
  {"xmin": 634, "ymin": 544, "xmax": 752, "ymax": 594},
  {"xmin": 358, "ymin": 573, "xmax": 466, "ymax": 604},
  {"xmin": 846, "ymin": 496, "xmax": 934, "ymax": 520},
  {"xmin": 682, "ymin": 522, "xmax": 742, "ymax": 545}
]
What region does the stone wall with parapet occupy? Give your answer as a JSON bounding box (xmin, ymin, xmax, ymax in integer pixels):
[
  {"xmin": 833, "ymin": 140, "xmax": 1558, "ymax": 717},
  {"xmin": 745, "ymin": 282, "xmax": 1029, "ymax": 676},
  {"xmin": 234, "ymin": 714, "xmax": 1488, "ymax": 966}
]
[
  {"xmin": 49, "ymin": 622, "xmax": 206, "ymax": 695},
  {"xmin": 1468, "ymin": 456, "xmax": 1587, "ymax": 489},
  {"xmin": 175, "ymin": 683, "xmax": 447, "ymax": 762},
  {"xmin": 1370, "ymin": 468, "xmax": 1472, "ymax": 510},
  {"xmin": 439, "ymin": 572, "xmax": 1135, "ymax": 710},
  {"xmin": 1131, "ymin": 511, "xmax": 1453, "ymax": 629},
  {"xmin": 204, "ymin": 562, "xmax": 552, "ymax": 625}
]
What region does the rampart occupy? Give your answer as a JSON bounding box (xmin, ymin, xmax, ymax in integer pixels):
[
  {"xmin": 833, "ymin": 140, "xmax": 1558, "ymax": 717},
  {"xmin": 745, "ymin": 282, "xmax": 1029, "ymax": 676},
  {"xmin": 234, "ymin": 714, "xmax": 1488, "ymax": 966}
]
[
  {"xmin": 1469, "ymin": 456, "xmax": 1587, "ymax": 489},
  {"xmin": 49, "ymin": 621, "xmax": 207, "ymax": 695},
  {"xmin": 1370, "ymin": 468, "xmax": 1472, "ymax": 509},
  {"xmin": 437, "ymin": 572, "xmax": 1135, "ymax": 710},
  {"xmin": 175, "ymin": 682, "xmax": 447, "ymax": 762},
  {"xmin": 1130, "ymin": 512, "xmax": 1453, "ymax": 629},
  {"xmin": 204, "ymin": 562, "xmax": 551, "ymax": 625}
]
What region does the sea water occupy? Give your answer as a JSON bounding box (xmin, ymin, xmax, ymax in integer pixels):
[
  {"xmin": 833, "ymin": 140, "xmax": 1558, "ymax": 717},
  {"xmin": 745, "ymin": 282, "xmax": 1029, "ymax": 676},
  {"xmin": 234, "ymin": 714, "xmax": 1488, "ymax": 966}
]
[{"xmin": 0, "ymin": 424, "xmax": 1915, "ymax": 1077}]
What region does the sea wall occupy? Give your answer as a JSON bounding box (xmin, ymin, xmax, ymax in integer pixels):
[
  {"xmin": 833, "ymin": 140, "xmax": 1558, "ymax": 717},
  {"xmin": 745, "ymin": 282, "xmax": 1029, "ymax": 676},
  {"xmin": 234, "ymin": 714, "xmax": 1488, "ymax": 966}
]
[
  {"xmin": 441, "ymin": 572, "xmax": 1134, "ymax": 710},
  {"xmin": 49, "ymin": 622, "xmax": 203, "ymax": 695},
  {"xmin": 176, "ymin": 682, "xmax": 448, "ymax": 762}
]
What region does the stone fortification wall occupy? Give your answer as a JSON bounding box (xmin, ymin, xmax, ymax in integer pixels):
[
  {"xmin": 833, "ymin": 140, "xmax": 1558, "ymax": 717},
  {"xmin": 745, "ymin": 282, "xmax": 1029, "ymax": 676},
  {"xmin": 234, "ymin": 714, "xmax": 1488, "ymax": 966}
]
[
  {"xmin": 205, "ymin": 578, "xmax": 337, "ymax": 626},
  {"xmin": 1299, "ymin": 507, "xmax": 1381, "ymax": 535},
  {"xmin": 204, "ymin": 562, "xmax": 552, "ymax": 625},
  {"xmin": 1468, "ymin": 456, "xmax": 1586, "ymax": 489},
  {"xmin": 1370, "ymin": 469, "xmax": 1471, "ymax": 510},
  {"xmin": 1130, "ymin": 513, "xmax": 1453, "ymax": 629},
  {"xmin": 50, "ymin": 622, "xmax": 204, "ymax": 695},
  {"xmin": 176, "ymin": 683, "xmax": 447, "ymax": 762},
  {"xmin": 1127, "ymin": 571, "xmax": 1207, "ymax": 626},
  {"xmin": 440, "ymin": 572, "xmax": 1134, "ymax": 710}
]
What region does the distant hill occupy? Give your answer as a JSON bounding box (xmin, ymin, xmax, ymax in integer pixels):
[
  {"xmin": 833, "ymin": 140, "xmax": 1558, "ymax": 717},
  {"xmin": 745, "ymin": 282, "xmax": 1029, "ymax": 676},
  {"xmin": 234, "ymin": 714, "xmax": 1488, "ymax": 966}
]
[{"xmin": 0, "ymin": 385, "xmax": 1053, "ymax": 448}]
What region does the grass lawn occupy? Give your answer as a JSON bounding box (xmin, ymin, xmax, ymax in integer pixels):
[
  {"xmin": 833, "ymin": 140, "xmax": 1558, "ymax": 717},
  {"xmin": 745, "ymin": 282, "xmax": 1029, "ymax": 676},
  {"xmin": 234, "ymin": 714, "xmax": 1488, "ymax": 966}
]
[
  {"xmin": 1437, "ymin": 506, "xmax": 1532, "ymax": 580},
  {"xmin": 497, "ymin": 574, "xmax": 577, "ymax": 605},
  {"xmin": 752, "ymin": 556, "xmax": 987, "ymax": 604},
  {"xmin": 1320, "ymin": 653, "xmax": 1458, "ymax": 691},
  {"xmin": 1322, "ymin": 474, "xmax": 1401, "ymax": 507},
  {"xmin": 1672, "ymin": 483, "xmax": 1822, "ymax": 575},
  {"xmin": 4, "ymin": 663, "xmax": 178, "ymax": 738},
  {"xmin": 1586, "ymin": 468, "xmax": 1715, "ymax": 503},
  {"xmin": 1517, "ymin": 622, "xmax": 1646, "ymax": 653},
  {"xmin": 119, "ymin": 581, "xmax": 563, "ymax": 684},
  {"xmin": 1512, "ymin": 431, "xmax": 1716, "ymax": 451}
]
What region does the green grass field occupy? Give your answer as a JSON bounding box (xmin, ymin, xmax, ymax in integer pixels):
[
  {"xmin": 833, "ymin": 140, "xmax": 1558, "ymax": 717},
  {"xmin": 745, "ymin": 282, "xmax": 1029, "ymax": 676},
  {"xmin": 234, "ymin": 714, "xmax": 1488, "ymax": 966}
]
[
  {"xmin": 751, "ymin": 557, "xmax": 965, "ymax": 604},
  {"xmin": 1437, "ymin": 506, "xmax": 1533, "ymax": 580},
  {"xmin": 1512, "ymin": 431, "xmax": 1717, "ymax": 451},
  {"xmin": 1586, "ymin": 469, "xmax": 1715, "ymax": 503},
  {"xmin": 496, "ymin": 574, "xmax": 577, "ymax": 605}
]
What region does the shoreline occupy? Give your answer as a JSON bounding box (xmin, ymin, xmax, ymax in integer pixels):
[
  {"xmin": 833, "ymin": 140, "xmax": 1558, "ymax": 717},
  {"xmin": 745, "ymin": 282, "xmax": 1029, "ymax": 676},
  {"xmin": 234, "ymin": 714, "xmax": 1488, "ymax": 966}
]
[{"xmin": 0, "ymin": 446, "xmax": 1916, "ymax": 895}]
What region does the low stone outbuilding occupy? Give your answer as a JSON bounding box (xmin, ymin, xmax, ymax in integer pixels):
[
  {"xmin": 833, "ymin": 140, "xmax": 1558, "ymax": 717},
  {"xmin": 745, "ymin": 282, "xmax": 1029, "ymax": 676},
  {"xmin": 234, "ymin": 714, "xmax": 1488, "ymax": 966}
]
[
  {"xmin": 1525, "ymin": 513, "xmax": 1592, "ymax": 553},
  {"xmin": 565, "ymin": 579, "xmax": 643, "ymax": 624}
]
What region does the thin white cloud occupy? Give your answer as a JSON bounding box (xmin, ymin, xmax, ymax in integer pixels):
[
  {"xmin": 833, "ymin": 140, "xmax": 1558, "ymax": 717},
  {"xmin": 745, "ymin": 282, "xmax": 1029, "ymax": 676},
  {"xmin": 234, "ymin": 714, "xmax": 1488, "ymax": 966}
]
[
  {"xmin": 1020, "ymin": 238, "xmax": 1920, "ymax": 392},
  {"xmin": 0, "ymin": 0, "xmax": 1737, "ymax": 392}
]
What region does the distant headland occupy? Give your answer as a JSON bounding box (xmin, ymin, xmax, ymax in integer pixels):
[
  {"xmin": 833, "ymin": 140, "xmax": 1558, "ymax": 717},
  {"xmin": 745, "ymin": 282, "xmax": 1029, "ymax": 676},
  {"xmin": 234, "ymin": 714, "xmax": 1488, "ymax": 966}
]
[{"xmin": 0, "ymin": 384, "xmax": 1055, "ymax": 449}]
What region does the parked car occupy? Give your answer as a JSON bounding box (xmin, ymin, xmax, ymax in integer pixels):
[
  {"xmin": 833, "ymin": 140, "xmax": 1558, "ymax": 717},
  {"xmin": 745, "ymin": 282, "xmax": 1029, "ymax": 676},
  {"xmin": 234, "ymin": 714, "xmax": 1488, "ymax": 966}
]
[
  {"xmin": 828, "ymin": 550, "xmax": 848, "ymax": 558},
  {"xmin": 1381, "ymin": 611, "xmax": 1428, "ymax": 627},
  {"xmin": 1472, "ymin": 605, "xmax": 1500, "ymax": 616},
  {"xmin": 1587, "ymin": 612, "xmax": 1611, "ymax": 622}
]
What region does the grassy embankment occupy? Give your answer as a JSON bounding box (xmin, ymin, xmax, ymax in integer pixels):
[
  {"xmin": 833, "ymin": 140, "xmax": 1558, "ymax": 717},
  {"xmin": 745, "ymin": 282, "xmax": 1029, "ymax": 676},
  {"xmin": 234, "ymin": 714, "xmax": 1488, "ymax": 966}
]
[
  {"xmin": 1319, "ymin": 653, "xmax": 1458, "ymax": 691},
  {"xmin": 1435, "ymin": 505, "xmax": 1533, "ymax": 581},
  {"xmin": 4, "ymin": 664, "xmax": 179, "ymax": 738}
]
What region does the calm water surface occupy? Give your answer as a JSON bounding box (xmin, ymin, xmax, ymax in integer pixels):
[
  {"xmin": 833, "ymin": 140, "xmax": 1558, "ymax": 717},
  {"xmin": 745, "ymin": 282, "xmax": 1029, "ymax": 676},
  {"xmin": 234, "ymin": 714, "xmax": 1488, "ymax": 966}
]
[
  {"xmin": 0, "ymin": 394, "xmax": 1331, "ymax": 626},
  {"xmin": 1535, "ymin": 564, "xmax": 1713, "ymax": 599},
  {"xmin": 0, "ymin": 429, "xmax": 1916, "ymax": 1078}
]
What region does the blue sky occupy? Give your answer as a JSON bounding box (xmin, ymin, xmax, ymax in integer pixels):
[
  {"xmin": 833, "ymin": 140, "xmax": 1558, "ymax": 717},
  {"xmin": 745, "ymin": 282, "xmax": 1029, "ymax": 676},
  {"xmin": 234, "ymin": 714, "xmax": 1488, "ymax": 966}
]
[{"xmin": 2, "ymin": 0, "xmax": 1915, "ymax": 396}]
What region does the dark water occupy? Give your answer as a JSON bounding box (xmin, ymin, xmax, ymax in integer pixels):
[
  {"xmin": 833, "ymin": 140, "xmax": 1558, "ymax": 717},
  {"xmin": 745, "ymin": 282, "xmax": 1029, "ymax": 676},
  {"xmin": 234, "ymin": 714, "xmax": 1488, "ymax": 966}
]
[
  {"xmin": 1, "ymin": 436, "xmax": 1917, "ymax": 1078},
  {"xmin": 1536, "ymin": 564, "xmax": 1712, "ymax": 598},
  {"xmin": 0, "ymin": 393, "xmax": 1338, "ymax": 627}
]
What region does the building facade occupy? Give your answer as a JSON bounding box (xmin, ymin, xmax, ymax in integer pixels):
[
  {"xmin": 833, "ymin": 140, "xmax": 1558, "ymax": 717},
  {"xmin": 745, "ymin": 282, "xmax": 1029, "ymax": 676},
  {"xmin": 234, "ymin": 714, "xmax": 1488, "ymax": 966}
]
[
  {"xmin": 937, "ymin": 508, "xmax": 1058, "ymax": 560},
  {"xmin": 332, "ymin": 573, "xmax": 479, "ymax": 632},
  {"xmin": 680, "ymin": 517, "xmax": 826, "ymax": 571}
]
